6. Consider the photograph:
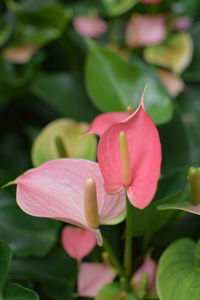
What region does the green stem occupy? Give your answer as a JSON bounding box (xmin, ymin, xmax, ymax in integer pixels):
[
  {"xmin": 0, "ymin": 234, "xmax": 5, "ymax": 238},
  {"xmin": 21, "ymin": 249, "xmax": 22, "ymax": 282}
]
[
  {"xmin": 102, "ymin": 235, "xmax": 125, "ymax": 278},
  {"xmin": 123, "ymin": 198, "xmax": 133, "ymax": 278}
]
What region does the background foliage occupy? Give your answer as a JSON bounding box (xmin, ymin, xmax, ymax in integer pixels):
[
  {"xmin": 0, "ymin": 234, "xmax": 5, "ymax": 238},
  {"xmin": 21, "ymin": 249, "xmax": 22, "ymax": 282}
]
[{"xmin": 1, "ymin": 0, "xmax": 200, "ymax": 299}]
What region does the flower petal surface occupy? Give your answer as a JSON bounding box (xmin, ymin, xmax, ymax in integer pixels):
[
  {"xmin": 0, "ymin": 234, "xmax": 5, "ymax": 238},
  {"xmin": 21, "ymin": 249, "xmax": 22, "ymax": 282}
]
[
  {"xmin": 61, "ymin": 226, "xmax": 96, "ymax": 261},
  {"xmin": 78, "ymin": 262, "xmax": 116, "ymax": 297},
  {"xmin": 98, "ymin": 104, "xmax": 161, "ymax": 209},
  {"xmin": 16, "ymin": 159, "xmax": 126, "ymax": 229},
  {"xmin": 86, "ymin": 112, "xmax": 128, "ymax": 136}
]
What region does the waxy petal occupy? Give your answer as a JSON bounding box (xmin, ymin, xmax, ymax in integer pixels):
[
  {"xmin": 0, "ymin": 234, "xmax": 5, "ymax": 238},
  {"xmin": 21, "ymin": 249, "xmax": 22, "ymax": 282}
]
[
  {"xmin": 16, "ymin": 159, "xmax": 126, "ymax": 233},
  {"xmin": 86, "ymin": 112, "xmax": 128, "ymax": 136},
  {"xmin": 78, "ymin": 262, "xmax": 116, "ymax": 297},
  {"xmin": 61, "ymin": 226, "xmax": 96, "ymax": 261},
  {"xmin": 126, "ymin": 15, "xmax": 166, "ymax": 48},
  {"xmin": 131, "ymin": 256, "xmax": 157, "ymax": 294},
  {"xmin": 98, "ymin": 101, "xmax": 161, "ymax": 209}
]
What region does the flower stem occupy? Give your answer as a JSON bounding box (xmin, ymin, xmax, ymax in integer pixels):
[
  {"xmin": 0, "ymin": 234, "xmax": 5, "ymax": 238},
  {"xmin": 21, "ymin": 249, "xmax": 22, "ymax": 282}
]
[
  {"xmin": 123, "ymin": 198, "xmax": 133, "ymax": 278},
  {"xmin": 102, "ymin": 235, "xmax": 125, "ymax": 277}
]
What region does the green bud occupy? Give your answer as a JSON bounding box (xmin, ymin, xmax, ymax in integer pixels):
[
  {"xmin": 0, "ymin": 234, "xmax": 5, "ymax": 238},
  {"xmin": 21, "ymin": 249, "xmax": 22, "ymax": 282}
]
[
  {"xmin": 187, "ymin": 167, "xmax": 200, "ymax": 206},
  {"xmin": 31, "ymin": 118, "xmax": 97, "ymax": 167}
]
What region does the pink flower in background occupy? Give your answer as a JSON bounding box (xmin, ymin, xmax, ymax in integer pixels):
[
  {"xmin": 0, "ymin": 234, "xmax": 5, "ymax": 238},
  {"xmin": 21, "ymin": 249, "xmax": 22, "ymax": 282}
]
[
  {"xmin": 156, "ymin": 69, "xmax": 184, "ymax": 97},
  {"xmin": 73, "ymin": 16, "xmax": 107, "ymax": 38},
  {"xmin": 61, "ymin": 226, "xmax": 96, "ymax": 261},
  {"xmin": 86, "ymin": 111, "xmax": 128, "ymax": 136},
  {"xmin": 97, "ymin": 90, "xmax": 162, "ymax": 209},
  {"xmin": 138, "ymin": 0, "xmax": 163, "ymax": 4},
  {"xmin": 15, "ymin": 159, "xmax": 126, "ymax": 246},
  {"xmin": 2, "ymin": 45, "xmax": 37, "ymax": 64},
  {"xmin": 78, "ymin": 262, "xmax": 116, "ymax": 297},
  {"xmin": 131, "ymin": 255, "xmax": 157, "ymax": 294},
  {"xmin": 126, "ymin": 14, "xmax": 166, "ymax": 48},
  {"xmin": 173, "ymin": 17, "xmax": 192, "ymax": 31}
]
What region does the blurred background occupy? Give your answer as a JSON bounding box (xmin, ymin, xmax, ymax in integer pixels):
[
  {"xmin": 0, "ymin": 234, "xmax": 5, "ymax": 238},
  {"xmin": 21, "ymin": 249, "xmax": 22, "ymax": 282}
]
[{"xmin": 0, "ymin": 0, "xmax": 200, "ymax": 299}]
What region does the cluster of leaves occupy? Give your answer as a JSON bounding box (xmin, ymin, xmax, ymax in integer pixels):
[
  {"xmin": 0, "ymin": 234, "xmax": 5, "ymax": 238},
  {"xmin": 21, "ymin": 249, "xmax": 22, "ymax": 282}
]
[{"xmin": 1, "ymin": 0, "xmax": 200, "ymax": 299}]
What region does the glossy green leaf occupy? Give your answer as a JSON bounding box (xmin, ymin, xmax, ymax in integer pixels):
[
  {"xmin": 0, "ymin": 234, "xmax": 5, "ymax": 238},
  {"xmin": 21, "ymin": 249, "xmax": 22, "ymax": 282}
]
[
  {"xmin": 5, "ymin": 283, "xmax": 39, "ymax": 300},
  {"xmin": 9, "ymin": 251, "xmax": 77, "ymax": 300},
  {"xmin": 157, "ymin": 238, "xmax": 200, "ymax": 300},
  {"xmin": 0, "ymin": 196, "xmax": 60, "ymax": 257},
  {"xmin": 96, "ymin": 283, "xmax": 138, "ymax": 300},
  {"xmin": 31, "ymin": 118, "xmax": 97, "ymax": 167},
  {"xmin": 85, "ymin": 41, "xmax": 173, "ymax": 125},
  {"xmin": 30, "ymin": 72, "xmax": 99, "ymax": 122},
  {"xmin": 102, "ymin": 0, "xmax": 136, "ymax": 16},
  {"xmin": 0, "ymin": 240, "xmax": 12, "ymax": 289}
]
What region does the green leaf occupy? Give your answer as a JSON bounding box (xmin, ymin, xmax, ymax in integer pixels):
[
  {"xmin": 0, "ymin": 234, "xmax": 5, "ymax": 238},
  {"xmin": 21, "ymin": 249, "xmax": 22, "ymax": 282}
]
[
  {"xmin": 15, "ymin": 2, "xmax": 71, "ymax": 46},
  {"xmin": 0, "ymin": 197, "xmax": 60, "ymax": 256},
  {"xmin": 85, "ymin": 41, "xmax": 173, "ymax": 125},
  {"xmin": 177, "ymin": 86, "xmax": 200, "ymax": 165},
  {"xmin": 30, "ymin": 72, "xmax": 99, "ymax": 122},
  {"xmin": 159, "ymin": 108, "xmax": 192, "ymax": 175},
  {"xmin": 31, "ymin": 118, "xmax": 97, "ymax": 167},
  {"xmin": 96, "ymin": 283, "xmax": 138, "ymax": 300},
  {"xmin": 0, "ymin": 240, "xmax": 12, "ymax": 289},
  {"xmin": 5, "ymin": 283, "xmax": 39, "ymax": 300},
  {"xmin": 102, "ymin": 0, "xmax": 136, "ymax": 16},
  {"xmin": 9, "ymin": 251, "xmax": 77, "ymax": 300},
  {"xmin": 183, "ymin": 24, "xmax": 200, "ymax": 81},
  {"xmin": 157, "ymin": 238, "xmax": 200, "ymax": 300}
]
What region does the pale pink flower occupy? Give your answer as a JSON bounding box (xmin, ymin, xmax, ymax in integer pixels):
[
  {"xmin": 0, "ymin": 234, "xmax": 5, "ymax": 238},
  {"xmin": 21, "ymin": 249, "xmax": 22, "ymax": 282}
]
[
  {"xmin": 173, "ymin": 17, "xmax": 191, "ymax": 31},
  {"xmin": 73, "ymin": 16, "xmax": 107, "ymax": 38},
  {"xmin": 96, "ymin": 90, "xmax": 162, "ymax": 209},
  {"xmin": 126, "ymin": 14, "xmax": 166, "ymax": 48},
  {"xmin": 131, "ymin": 255, "xmax": 157, "ymax": 294},
  {"xmin": 156, "ymin": 69, "xmax": 184, "ymax": 97},
  {"xmin": 78, "ymin": 262, "xmax": 116, "ymax": 297},
  {"xmin": 15, "ymin": 159, "xmax": 126, "ymax": 246},
  {"xmin": 61, "ymin": 226, "xmax": 96, "ymax": 261},
  {"xmin": 2, "ymin": 45, "xmax": 37, "ymax": 64}
]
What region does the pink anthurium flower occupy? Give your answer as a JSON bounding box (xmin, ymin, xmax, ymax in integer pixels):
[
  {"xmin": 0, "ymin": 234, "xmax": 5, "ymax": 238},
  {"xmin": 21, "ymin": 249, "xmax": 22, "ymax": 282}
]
[
  {"xmin": 15, "ymin": 159, "xmax": 126, "ymax": 246},
  {"xmin": 126, "ymin": 14, "xmax": 166, "ymax": 48},
  {"xmin": 61, "ymin": 225, "xmax": 96, "ymax": 261},
  {"xmin": 2, "ymin": 45, "xmax": 37, "ymax": 64},
  {"xmin": 97, "ymin": 89, "xmax": 162, "ymax": 209},
  {"xmin": 73, "ymin": 16, "xmax": 107, "ymax": 38},
  {"xmin": 86, "ymin": 111, "xmax": 129, "ymax": 136},
  {"xmin": 78, "ymin": 262, "xmax": 116, "ymax": 298},
  {"xmin": 131, "ymin": 255, "xmax": 157, "ymax": 295}
]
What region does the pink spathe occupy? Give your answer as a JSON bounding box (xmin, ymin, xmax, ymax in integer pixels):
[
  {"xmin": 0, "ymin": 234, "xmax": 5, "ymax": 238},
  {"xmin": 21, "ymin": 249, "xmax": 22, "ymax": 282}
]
[
  {"xmin": 173, "ymin": 17, "xmax": 191, "ymax": 31},
  {"xmin": 86, "ymin": 111, "xmax": 128, "ymax": 136},
  {"xmin": 78, "ymin": 262, "xmax": 116, "ymax": 297},
  {"xmin": 126, "ymin": 15, "xmax": 166, "ymax": 48},
  {"xmin": 97, "ymin": 93, "xmax": 162, "ymax": 209},
  {"xmin": 73, "ymin": 16, "xmax": 107, "ymax": 38},
  {"xmin": 61, "ymin": 226, "xmax": 96, "ymax": 261},
  {"xmin": 131, "ymin": 256, "xmax": 157, "ymax": 294},
  {"xmin": 3, "ymin": 45, "xmax": 37, "ymax": 64},
  {"xmin": 16, "ymin": 159, "xmax": 126, "ymax": 245}
]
